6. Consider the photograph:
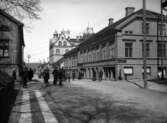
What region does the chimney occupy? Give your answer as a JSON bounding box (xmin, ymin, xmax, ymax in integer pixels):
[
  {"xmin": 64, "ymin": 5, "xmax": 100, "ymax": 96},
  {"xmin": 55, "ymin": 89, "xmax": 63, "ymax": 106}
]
[
  {"xmin": 108, "ymin": 18, "xmax": 114, "ymax": 26},
  {"xmin": 125, "ymin": 7, "xmax": 135, "ymax": 16}
]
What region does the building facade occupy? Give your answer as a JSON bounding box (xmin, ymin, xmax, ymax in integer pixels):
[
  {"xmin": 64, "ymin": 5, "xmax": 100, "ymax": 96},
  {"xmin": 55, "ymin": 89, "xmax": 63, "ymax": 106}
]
[
  {"xmin": 49, "ymin": 30, "xmax": 78, "ymax": 65},
  {"xmin": 0, "ymin": 9, "xmax": 24, "ymax": 78},
  {"xmin": 63, "ymin": 7, "xmax": 167, "ymax": 80}
]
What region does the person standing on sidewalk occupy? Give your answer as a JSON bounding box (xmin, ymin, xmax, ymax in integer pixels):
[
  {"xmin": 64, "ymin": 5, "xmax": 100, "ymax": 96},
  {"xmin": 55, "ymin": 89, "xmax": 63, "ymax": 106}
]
[
  {"xmin": 43, "ymin": 67, "xmax": 50, "ymax": 86},
  {"xmin": 22, "ymin": 67, "xmax": 28, "ymax": 88},
  {"xmin": 52, "ymin": 67, "xmax": 59, "ymax": 85},
  {"xmin": 58, "ymin": 68, "xmax": 65, "ymax": 86}
]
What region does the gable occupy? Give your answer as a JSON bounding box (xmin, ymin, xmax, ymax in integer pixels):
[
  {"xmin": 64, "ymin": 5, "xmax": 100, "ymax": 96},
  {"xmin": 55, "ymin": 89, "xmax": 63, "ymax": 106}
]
[
  {"xmin": 115, "ymin": 9, "xmax": 162, "ymax": 30},
  {"xmin": 0, "ymin": 9, "xmax": 23, "ymax": 26},
  {"xmin": 54, "ymin": 38, "xmax": 72, "ymax": 47}
]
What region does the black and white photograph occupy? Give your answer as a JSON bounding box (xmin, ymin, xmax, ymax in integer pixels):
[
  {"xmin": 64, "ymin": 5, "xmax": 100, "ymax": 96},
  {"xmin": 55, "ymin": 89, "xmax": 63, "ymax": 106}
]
[{"xmin": 0, "ymin": 0, "xmax": 167, "ymax": 123}]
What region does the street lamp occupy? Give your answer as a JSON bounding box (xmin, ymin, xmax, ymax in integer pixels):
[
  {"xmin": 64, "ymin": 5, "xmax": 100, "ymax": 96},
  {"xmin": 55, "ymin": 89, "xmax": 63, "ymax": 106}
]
[{"xmin": 27, "ymin": 54, "xmax": 31, "ymax": 67}]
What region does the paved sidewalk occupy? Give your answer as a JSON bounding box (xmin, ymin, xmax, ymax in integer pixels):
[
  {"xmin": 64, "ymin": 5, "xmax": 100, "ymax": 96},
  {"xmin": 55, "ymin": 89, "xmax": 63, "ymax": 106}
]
[
  {"xmin": 70, "ymin": 79, "xmax": 167, "ymax": 116},
  {"xmin": 8, "ymin": 81, "xmax": 58, "ymax": 123}
]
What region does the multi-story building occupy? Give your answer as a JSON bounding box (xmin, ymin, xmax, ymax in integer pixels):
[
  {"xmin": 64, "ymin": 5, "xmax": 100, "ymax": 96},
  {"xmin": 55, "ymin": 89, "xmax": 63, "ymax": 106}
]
[
  {"xmin": 49, "ymin": 27, "xmax": 94, "ymax": 67},
  {"xmin": 49, "ymin": 30, "xmax": 78, "ymax": 65},
  {"xmin": 0, "ymin": 9, "xmax": 24, "ymax": 78},
  {"xmin": 63, "ymin": 7, "xmax": 167, "ymax": 80}
]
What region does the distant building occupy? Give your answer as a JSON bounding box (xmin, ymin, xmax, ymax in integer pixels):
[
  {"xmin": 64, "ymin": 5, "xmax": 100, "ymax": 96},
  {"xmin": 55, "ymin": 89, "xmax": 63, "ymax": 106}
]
[
  {"xmin": 49, "ymin": 28, "xmax": 92, "ymax": 66},
  {"xmin": 0, "ymin": 9, "xmax": 24, "ymax": 78},
  {"xmin": 63, "ymin": 7, "xmax": 167, "ymax": 80}
]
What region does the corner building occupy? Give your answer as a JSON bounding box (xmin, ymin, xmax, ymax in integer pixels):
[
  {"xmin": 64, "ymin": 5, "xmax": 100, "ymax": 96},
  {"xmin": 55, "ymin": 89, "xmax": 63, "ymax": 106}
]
[
  {"xmin": 63, "ymin": 7, "xmax": 167, "ymax": 80},
  {"xmin": 0, "ymin": 9, "xmax": 24, "ymax": 78}
]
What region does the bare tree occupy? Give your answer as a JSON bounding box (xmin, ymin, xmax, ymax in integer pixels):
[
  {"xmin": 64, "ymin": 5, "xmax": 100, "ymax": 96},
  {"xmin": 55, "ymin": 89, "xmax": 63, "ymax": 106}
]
[{"xmin": 0, "ymin": 0, "xmax": 41, "ymax": 20}]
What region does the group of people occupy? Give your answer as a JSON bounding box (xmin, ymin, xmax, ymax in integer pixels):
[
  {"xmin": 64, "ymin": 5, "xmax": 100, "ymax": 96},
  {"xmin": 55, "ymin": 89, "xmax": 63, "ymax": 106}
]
[{"xmin": 42, "ymin": 67, "xmax": 66, "ymax": 86}]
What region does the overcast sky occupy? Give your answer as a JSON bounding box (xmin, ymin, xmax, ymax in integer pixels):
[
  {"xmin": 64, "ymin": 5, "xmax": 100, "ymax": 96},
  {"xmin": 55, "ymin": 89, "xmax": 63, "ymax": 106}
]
[{"xmin": 24, "ymin": 0, "xmax": 160, "ymax": 63}]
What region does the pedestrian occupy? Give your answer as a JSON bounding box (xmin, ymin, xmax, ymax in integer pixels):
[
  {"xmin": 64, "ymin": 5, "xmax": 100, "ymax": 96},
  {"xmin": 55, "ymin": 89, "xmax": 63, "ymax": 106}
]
[
  {"xmin": 12, "ymin": 69, "xmax": 17, "ymax": 81},
  {"xmin": 28, "ymin": 68, "xmax": 34, "ymax": 81},
  {"xmin": 72, "ymin": 71, "xmax": 75, "ymax": 80},
  {"xmin": 43, "ymin": 68, "xmax": 50, "ymax": 86},
  {"xmin": 99, "ymin": 70, "xmax": 103, "ymax": 81},
  {"xmin": 22, "ymin": 67, "xmax": 28, "ymax": 88},
  {"xmin": 66, "ymin": 71, "xmax": 71, "ymax": 83},
  {"xmin": 52, "ymin": 67, "xmax": 59, "ymax": 85},
  {"xmin": 58, "ymin": 68, "xmax": 65, "ymax": 86}
]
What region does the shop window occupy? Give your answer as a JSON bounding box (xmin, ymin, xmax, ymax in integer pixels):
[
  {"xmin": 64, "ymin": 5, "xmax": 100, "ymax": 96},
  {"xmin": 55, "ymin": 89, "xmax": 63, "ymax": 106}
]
[
  {"xmin": 142, "ymin": 67, "xmax": 151, "ymax": 75},
  {"xmin": 124, "ymin": 67, "xmax": 133, "ymax": 75}
]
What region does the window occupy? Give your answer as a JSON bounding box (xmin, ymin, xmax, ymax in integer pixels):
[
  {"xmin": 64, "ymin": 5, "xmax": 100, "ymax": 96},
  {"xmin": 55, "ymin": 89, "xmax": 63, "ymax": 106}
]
[
  {"xmin": 0, "ymin": 39, "xmax": 9, "ymax": 57},
  {"xmin": 63, "ymin": 41, "xmax": 67, "ymax": 46},
  {"xmin": 0, "ymin": 25, "xmax": 10, "ymax": 31},
  {"xmin": 124, "ymin": 67, "xmax": 133, "ymax": 75},
  {"xmin": 125, "ymin": 31, "xmax": 128, "ymax": 34},
  {"xmin": 142, "ymin": 23, "xmax": 149, "ymax": 34},
  {"xmin": 58, "ymin": 41, "xmax": 62, "ymax": 46},
  {"xmin": 65, "ymin": 49, "xmax": 69, "ymax": 53},
  {"xmin": 129, "ymin": 31, "xmax": 133, "ymax": 34},
  {"xmin": 125, "ymin": 42, "xmax": 133, "ymax": 57},
  {"xmin": 158, "ymin": 43, "xmax": 166, "ymax": 57},
  {"xmin": 142, "ymin": 43, "xmax": 150, "ymax": 57},
  {"xmin": 158, "ymin": 23, "xmax": 166, "ymax": 36},
  {"xmin": 56, "ymin": 49, "xmax": 60, "ymax": 54},
  {"xmin": 142, "ymin": 67, "xmax": 151, "ymax": 74}
]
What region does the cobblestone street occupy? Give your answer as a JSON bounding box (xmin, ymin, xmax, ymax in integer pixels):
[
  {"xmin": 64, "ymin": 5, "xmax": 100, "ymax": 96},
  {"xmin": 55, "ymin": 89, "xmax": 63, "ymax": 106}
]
[{"xmin": 7, "ymin": 76, "xmax": 167, "ymax": 123}]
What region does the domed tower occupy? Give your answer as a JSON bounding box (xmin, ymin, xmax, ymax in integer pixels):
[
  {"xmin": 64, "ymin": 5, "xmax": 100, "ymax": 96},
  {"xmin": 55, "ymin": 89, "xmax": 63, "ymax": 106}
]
[{"xmin": 53, "ymin": 29, "xmax": 58, "ymax": 38}]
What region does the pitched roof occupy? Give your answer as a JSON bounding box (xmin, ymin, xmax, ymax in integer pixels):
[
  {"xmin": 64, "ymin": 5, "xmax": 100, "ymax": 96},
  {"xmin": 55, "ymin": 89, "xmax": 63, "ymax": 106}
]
[
  {"xmin": 0, "ymin": 9, "xmax": 24, "ymax": 26},
  {"xmin": 77, "ymin": 8, "xmax": 163, "ymax": 50},
  {"xmin": 97, "ymin": 9, "xmax": 162, "ymax": 34}
]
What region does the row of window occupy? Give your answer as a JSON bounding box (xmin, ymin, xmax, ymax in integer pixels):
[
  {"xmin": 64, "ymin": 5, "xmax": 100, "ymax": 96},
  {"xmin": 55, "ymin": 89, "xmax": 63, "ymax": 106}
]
[
  {"xmin": 55, "ymin": 48, "xmax": 69, "ymax": 54},
  {"xmin": 125, "ymin": 42, "xmax": 166, "ymax": 57},
  {"xmin": 58, "ymin": 41, "xmax": 67, "ymax": 46},
  {"xmin": 78, "ymin": 41, "xmax": 166, "ymax": 63},
  {"xmin": 79, "ymin": 46, "xmax": 115, "ymax": 63},
  {"xmin": 124, "ymin": 66, "xmax": 151, "ymax": 75},
  {"xmin": 124, "ymin": 23, "xmax": 166, "ymax": 35},
  {"xmin": 64, "ymin": 57, "xmax": 77, "ymax": 67}
]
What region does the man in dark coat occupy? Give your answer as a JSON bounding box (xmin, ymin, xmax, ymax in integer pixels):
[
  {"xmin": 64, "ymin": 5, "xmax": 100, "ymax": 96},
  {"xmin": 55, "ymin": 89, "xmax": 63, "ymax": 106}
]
[
  {"xmin": 58, "ymin": 68, "xmax": 65, "ymax": 86},
  {"xmin": 28, "ymin": 68, "xmax": 34, "ymax": 81},
  {"xmin": 43, "ymin": 68, "xmax": 50, "ymax": 86},
  {"xmin": 22, "ymin": 67, "xmax": 28, "ymax": 88},
  {"xmin": 52, "ymin": 67, "xmax": 59, "ymax": 85}
]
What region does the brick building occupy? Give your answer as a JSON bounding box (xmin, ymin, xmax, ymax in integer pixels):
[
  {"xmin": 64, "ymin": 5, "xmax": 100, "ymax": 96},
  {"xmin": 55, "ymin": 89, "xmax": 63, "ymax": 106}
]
[
  {"xmin": 63, "ymin": 7, "xmax": 167, "ymax": 80},
  {"xmin": 0, "ymin": 9, "xmax": 24, "ymax": 78}
]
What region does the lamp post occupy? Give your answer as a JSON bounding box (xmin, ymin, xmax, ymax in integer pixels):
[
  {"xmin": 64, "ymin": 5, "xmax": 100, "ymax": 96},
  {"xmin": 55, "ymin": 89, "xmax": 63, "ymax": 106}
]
[
  {"xmin": 142, "ymin": 0, "xmax": 147, "ymax": 88},
  {"xmin": 27, "ymin": 54, "xmax": 31, "ymax": 67}
]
